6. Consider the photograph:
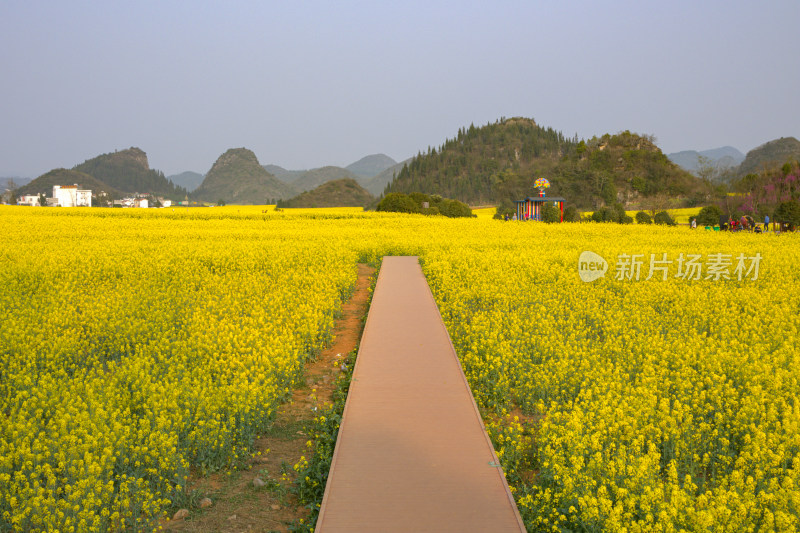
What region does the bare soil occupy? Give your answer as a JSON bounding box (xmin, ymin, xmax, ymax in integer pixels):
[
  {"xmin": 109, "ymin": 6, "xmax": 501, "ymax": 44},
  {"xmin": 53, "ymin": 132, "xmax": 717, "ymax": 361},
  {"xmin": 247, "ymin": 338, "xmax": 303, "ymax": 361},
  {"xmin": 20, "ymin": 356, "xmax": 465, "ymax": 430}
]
[{"xmin": 161, "ymin": 264, "xmax": 375, "ymax": 533}]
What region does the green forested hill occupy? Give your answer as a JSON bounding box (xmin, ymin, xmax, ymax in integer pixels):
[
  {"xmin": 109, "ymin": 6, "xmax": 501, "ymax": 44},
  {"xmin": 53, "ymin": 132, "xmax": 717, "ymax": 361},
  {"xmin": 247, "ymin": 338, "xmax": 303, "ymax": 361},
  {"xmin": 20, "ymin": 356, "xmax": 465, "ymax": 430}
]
[
  {"xmin": 554, "ymin": 131, "xmax": 706, "ymax": 209},
  {"xmin": 193, "ymin": 148, "xmax": 295, "ymax": 204},
  {"xmin": 277, "ymin": 178, "xmax": 373, "ymax": 208},
  {"xmin": 736, "ymin": 137, "xmax": 800, "ymax": 178},
  {"xmin": 15, "ymin": 168, "xmax": 119, "ymax": 197},
  {"xmin": 384, "ymin": 117, "xmax": 708, "ymax": 209},
  {"xmin": 73, "ymin": 147, "xmax": 186, "ymax": 198},
  {"xmin": 385, "ymin": 117, "xmax": 571, "ymax": 204}
]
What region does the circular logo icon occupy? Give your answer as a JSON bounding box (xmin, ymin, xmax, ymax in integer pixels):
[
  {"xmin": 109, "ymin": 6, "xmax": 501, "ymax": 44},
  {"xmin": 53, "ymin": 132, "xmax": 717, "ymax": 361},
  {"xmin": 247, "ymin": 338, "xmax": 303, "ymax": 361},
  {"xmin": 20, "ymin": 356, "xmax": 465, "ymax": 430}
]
[{"xmin": 578, "ymin": 251, "xmax": 608, "ymax": 282}]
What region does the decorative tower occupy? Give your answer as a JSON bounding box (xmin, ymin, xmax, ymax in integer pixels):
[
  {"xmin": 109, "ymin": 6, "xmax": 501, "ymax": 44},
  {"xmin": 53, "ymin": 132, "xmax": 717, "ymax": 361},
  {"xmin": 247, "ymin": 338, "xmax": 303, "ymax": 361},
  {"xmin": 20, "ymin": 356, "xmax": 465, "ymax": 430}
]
[{"xmin": 534, "ymin": 177, "xmax": 550, "ymax": 197}]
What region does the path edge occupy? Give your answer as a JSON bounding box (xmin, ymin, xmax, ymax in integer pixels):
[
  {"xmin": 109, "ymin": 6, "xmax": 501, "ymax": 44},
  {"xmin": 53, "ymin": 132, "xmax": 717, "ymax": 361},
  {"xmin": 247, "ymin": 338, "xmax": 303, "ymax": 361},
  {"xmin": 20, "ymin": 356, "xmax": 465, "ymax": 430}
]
[
  {"xmin": 418, "ymin": 256, "xmax": 527, "ymax": 531},
  {"xmin": 314, "ymin": 259, "xmax": 386, "ymax": 527}
]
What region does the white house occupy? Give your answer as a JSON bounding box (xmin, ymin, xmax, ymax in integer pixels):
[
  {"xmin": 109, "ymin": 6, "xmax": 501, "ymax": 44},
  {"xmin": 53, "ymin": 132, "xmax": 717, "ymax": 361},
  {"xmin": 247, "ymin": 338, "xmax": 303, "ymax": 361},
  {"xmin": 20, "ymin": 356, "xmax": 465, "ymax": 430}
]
[
  {"xmin": 52, "ymin": 185, "xmax": 91, "ymax": 207},
  {"xmin": 17, "ymin": 195, "xmax": 41, "ymax": 206}
]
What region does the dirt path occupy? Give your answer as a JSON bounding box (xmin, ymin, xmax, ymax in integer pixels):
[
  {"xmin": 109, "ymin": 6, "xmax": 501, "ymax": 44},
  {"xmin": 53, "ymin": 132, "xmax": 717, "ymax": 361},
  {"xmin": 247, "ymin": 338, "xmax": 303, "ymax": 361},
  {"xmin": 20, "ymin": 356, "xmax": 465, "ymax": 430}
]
[{"xmin": 162, "ymin": 263, "xmax": 375, "ymax": 533}]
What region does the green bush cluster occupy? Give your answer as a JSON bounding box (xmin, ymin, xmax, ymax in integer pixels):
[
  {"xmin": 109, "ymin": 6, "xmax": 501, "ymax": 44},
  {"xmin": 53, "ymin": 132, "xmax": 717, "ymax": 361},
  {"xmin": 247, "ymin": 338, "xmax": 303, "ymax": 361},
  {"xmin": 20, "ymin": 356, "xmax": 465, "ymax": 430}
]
[
  {"xmin": 591, "ymin": 204, "xmax": 632, "ymax": 224},
  {"xmin": 654, "ymin": 211, "xmax": 677, "ymax": 225},
  {"xmin": 540, "ymin": 202, "xmax": 561, "ymax": 223},
  {"xmin": 376, "ymin": 192, "xmax": 473, "ymax": 218},
  {"xmin": 696, "ymin": 205, "xmax": 724, "ymax": 226},
  {"xmin": 775, "ymin": 200, "xmax": 800, "ymax": 229}
]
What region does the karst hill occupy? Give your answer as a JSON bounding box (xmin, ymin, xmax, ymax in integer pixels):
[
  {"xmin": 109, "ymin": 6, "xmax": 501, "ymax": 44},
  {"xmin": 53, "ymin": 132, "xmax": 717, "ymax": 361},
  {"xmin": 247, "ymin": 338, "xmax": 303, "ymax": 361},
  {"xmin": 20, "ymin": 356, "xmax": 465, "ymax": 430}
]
[
  {"xmin": 192, "ymin": 148, "xmax": 295, "ymax": 204},
  {"xmin": 384, "ymin": 117, "xmax": 705, "ymax": 210}
]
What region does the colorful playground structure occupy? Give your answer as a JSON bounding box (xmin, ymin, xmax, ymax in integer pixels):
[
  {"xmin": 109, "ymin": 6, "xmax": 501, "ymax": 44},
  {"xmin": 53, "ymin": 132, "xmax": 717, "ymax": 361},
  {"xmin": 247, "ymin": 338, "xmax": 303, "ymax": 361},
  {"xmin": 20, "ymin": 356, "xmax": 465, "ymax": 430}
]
[{"xmin": 515, "ymin": 177, "xmax": 566, "ymax": 222}]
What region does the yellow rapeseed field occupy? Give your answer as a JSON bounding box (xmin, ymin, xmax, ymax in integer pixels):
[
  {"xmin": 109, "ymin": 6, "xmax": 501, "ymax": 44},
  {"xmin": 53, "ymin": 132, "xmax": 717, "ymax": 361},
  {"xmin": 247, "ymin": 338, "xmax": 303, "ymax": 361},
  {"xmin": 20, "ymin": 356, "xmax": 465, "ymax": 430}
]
[
  {"xmin": 1, "ymin": 205, "xmax": 797, "ymax": 531},
  {"xmin": 420, "ymin": 222, "xmax": 799, "ymax": 532}
]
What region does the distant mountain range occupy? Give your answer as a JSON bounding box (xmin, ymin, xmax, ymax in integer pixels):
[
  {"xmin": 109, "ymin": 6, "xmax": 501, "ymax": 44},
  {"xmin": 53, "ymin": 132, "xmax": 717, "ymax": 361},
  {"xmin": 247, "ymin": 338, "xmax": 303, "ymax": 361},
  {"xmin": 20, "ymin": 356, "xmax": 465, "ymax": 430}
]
[
  {"xmin": 7, "ymin": 129, "xmax": 798, "ymax": 208},
  {"xmin": 667, "ymin": 147, "xmax": 745, "ymax": 174},
  {"xmin": 166, "ymin": 171, "xmax": 204, "ymax": 192},
  {"xmin": 668, "ymin": 138, "xmax": 800, "ymax": 184},
  {"xmin": 262, "ymin": 165, "xmax": 306, "ymax": 183},
  {"xmin": 6, "ymin": 148, "xmax": 399, "ymax": 205},
  {"xmin": 262, "ymin": 154, "xmax": 398, "ymax": 196},
  {"xmin": 345, "ymin": 154, "xmax": 398, "ymax": 179},
  {"xmin": 290, "ymin": 166, "xmax": 363, "ymax": 193},
  {"xmin": 190, "ymin": 152, "xmax": 399, "ymax": 204},
  {"xmin": 362, "ymin": 159, "xmax": 410, "ymax": 196}
]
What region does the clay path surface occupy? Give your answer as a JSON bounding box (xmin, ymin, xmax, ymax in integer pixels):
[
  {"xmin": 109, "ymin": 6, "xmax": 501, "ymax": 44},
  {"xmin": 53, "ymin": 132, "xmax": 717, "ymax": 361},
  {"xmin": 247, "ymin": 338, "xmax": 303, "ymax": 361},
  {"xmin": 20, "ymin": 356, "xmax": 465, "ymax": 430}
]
[{"xmin": 316, "ymin": 256, "xmax": 525, "ymax": 532}]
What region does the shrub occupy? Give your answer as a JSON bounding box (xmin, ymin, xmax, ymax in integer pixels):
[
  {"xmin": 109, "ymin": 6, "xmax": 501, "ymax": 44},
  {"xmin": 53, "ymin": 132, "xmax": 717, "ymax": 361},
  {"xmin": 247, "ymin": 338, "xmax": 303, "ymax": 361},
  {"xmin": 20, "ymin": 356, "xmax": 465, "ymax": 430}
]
[
  {"xmin": 409, "ymin": 192, "xmax": 430, "ymax": 206},
  {"xmin": 591, "ymin": 207, "xmax": 618, "ymax": 223},
  {"xmin": 562, "ymin": 206, "xmax": 581, "ymax": 222},
  {"xmin": 591, "ymin": 203, "xmax": 628, "ymax": 223},
  {"xmin": 377, "ymin": 192, "xmax": 472, "ymax": 218},
  {"xmin": 696, "ymin": 205, "xmax": 724, "ymax": 226},
  {"xmin": 635, "ymin": 211, "xmax": 652, "ymax": 224},
  {"xmin": 613, "ymin": 203, "xmax": 626, "ymax": 223},
  {"xmin": 376, "ymin": 193, "xmax": 420, "ymax": 214},
  {"xmin": 654, "ymin": 211, "xmax": 676, "ymax": 226},
  {"xmin": 541, "ymin": 202, "xmax": 561, "ymax": 223},
  {"xmin": 774, "ymin": 201, "xmax": 800, "ymax": 229},
  {"xmin": 438, "ymin": 198, "xmax": 472, "ymax": 218}
]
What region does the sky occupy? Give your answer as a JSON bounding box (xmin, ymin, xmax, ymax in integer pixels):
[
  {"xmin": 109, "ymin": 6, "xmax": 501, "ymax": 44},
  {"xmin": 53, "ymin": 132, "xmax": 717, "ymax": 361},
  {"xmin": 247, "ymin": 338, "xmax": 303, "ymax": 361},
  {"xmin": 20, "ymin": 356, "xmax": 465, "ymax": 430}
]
[{"xmin": 1, "ymin": 0, "xmax": 798, "ymax": 178}]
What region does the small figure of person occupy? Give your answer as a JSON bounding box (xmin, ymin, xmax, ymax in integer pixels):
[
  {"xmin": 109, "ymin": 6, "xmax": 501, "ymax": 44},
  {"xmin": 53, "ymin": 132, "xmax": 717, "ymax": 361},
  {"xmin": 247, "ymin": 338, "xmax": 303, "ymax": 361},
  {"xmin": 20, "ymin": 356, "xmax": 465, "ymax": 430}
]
[
  {"xmin": 691, "ymin": 218, "xmax": 697, "ymax": 229},
  {"xmin": 512, "ymin": 213, "xmax": 517, "ymax": 221},
  {"xmin": 764, "ymin": 214, "xmax": 770, "ymax": 232}
]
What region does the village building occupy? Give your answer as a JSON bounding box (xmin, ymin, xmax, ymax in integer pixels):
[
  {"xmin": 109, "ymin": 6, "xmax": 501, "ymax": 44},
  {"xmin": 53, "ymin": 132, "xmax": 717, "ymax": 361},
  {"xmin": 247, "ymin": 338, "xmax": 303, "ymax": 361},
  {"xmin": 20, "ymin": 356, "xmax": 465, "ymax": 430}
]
[
  {"xmin": 17, "ymin": 195, "xmax": 41, "ymax": 206},
  {"xmin": 113, "ymin": 197, "xmax": 151, "ymax": 208},
  {"xmin": 51, "ymin": 185, "xmax": 92, "ymax": 207}
]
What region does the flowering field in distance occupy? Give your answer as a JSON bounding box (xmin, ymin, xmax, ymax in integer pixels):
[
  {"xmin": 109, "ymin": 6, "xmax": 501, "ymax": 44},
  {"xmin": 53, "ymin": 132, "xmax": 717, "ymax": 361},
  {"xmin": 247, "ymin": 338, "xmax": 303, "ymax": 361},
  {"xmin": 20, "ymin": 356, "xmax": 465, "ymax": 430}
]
[{"xmin": 1, "ymin": 206, "xmax": 798, "ymax": 532}]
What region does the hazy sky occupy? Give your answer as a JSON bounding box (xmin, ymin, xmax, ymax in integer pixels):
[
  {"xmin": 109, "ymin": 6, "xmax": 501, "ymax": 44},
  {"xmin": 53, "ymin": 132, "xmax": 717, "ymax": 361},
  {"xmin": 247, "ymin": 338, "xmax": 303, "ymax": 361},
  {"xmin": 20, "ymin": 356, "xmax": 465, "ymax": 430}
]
[{"xmin": 2, "ymin": 0, "xmax": 798, "ymax": 178}]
